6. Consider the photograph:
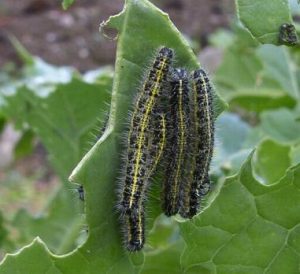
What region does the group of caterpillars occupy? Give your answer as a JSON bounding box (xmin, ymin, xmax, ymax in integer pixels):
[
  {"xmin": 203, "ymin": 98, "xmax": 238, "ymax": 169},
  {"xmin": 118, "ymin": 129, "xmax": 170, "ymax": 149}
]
[{"xmin": 118, "ymin": 47, "xmax": 215, "ymax": 252}]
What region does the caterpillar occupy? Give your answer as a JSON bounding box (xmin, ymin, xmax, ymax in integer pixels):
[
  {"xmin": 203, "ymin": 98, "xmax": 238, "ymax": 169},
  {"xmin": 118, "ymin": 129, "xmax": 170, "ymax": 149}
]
[
  {"xmin": 162, "ymin": 68, "xmax": 190, "ymax": 217},
  {"xmin": 123, "ymin": 113, "xmax": 166, "ymax": 251},
  {"xmin": 279, "ymin": 23, "xmax": 297, "ymax": 46},
  {"xmin": 119, "ymin": 47, "xmax": 173, "ymax": 214},
  {"xmin": 118, "ymin": 47, "xmax": 173, "ymax": 251},
  {"xmin": 179, "ymin": 69, "xmax": 214, "ymax": 219}
]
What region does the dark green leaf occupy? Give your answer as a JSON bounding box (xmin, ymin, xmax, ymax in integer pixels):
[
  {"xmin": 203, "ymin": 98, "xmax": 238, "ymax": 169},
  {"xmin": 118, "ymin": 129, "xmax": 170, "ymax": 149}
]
[{"xmin": 14, "ymin": 130, "xmax": 34, "ymax": 159}]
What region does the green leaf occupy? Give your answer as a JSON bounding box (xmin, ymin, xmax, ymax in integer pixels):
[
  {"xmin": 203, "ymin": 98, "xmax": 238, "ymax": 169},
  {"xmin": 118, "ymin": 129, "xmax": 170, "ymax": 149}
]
[
  {"xmin": 228, "ymin": 88, "xmax": 296, "ymax": 112},
  {"xmin": 140, "ymin": 216, "xmax": 183, "ymax": 273},
  {"xmin": 141, "ymin": 242, "xmax": 183, "ymax": 274},
  {"xmin": 0, "ymin": 116, "xmax": 5, "ymax": 133},
  {"xmin": 213, "ymin": 112, "xmax": 252, "ymax": 175},
  {"xmin": 236, "ymin": 0, "xmax": 293, "ymax": 44},
  {"xmin": 62, "ymin": 0, "xmax": 75, "ymax": 10},
  {"xmin": 0, "ymin": 58, "xmax": 75, "ymax": 112},
  {"xmin": 0, "ymin": 0, "xmax": 226, "ymax": 272},
  {"xmin": 9, "ymin": 36, "xmax": 34, "ymax": 66},
  {"xmin": 260, "ymin": 108, "xmax": 300, "ymax": 144},
  {"xmin": 257, "ymin": 45, "xmax": 300, "ymax": 100},
  {"xmin": 215, "ymin": 34, "xmax": 298, "ymax": 112},
  {"xmin": 0, "ymin": 239, "xmax": 60, "ymax": 273},
  {"xmin": 253, "ymin": 139, "xmax": 291, "ymax": 185},
  {"xmin": 11, "ymin": 190, "xmax": 85, "ymax": 255},
  {"xmin": 3, "ymin": 78, "xmax": 111, "ymax": 179},
  {"xmin": 0, "ymin": 212, "xmax": 9, "ymax": 249},
  {"xmin": 215, "ymin": 48, "xmax": 263, "ymax": 93},
  {"xmin": 180, "ymin": 150, "xmax": 300, "ymax": 273},
  {"xmin": 14, "ymin": 130, "xmax": 34, "ymax": 159},
  {"xmin": 291, "ymin": 143, "xmax": 300, "ymax": 165},
  {"xmin": 1, "ymin": 75, "xmax": 112, "ymax": 255}
]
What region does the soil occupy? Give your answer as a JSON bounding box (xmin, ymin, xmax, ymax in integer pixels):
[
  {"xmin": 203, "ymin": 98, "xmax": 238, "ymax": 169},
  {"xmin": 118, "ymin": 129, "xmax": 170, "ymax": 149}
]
[{"xmin": 0, "ymin": 0, "xmax": 234, "ymax": 71}]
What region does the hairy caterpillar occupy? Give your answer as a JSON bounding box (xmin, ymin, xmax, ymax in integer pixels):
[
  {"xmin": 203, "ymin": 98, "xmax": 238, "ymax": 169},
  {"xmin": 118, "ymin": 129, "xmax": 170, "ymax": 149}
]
[
  {"xmin": 162, "ymin": 68, "xmax": 190, "ymax": 217},
  {"xmin": 123, "ymin": 114, "xmax": 166, "ymax": 251},
  {"xmin": 118, "ymin": 47, "xmax": 173, "ymax": 251},
  {"xmin": 179, "ymin": 69, "xmax": 214, "ymax": 218}
]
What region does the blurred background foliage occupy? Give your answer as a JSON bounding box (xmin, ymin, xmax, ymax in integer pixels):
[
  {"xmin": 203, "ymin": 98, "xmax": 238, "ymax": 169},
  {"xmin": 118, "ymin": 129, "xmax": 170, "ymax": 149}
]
[{"xmin": 0, "ymin": 0, "xmax": 300, "ymax": 273}]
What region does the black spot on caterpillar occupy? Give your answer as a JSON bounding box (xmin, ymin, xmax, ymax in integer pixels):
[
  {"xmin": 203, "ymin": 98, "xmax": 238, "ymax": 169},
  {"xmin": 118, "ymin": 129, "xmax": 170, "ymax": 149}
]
[
  {"xmin": 179, "ymin": 69, "xmax": 214, "ymax": 219},
  {"xmin": 162, "ymin": 68, "xmax": 190, "ymax": 217},
  {"xmin": 119, "ymin": 47, "xmax": 173, "ymax": 215},
  {"xmin": 122, "ymin": 113, "xmax": 166, "ymax": 251}
]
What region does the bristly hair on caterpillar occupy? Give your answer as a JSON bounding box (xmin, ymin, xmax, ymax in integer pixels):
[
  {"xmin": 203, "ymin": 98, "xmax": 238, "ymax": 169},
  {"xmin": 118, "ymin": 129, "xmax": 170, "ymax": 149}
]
[
  {"xmin": 162, "ymin": 68, "xmax": 190, "ymax": 217},
  {"xmin": 179, "ymin": 68, "xmax": 215, "ymax": 219},
  {"xmin": 118, "ymin": 47, "xmax": 173, "ymax": 251},
  {"xmin": 85, "ymin": 110, "xmax": 110, "ymax": 154}
]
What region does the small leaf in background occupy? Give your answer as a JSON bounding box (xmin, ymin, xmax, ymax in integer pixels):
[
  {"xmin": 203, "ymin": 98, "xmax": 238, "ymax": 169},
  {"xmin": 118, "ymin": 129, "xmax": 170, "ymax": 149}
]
[
  {"xmin": 260, "ymin": 108, "xmax": 300, "ymax": 144},
  {"xmin": 213, "ymin": 112, "xmax": 252, "ymax": 175},
  {"xmin": 0, "ymin": 56, "xmax": 113, "ymax": 256},
  {"xmin": 14, "ymin": 130, "xmax": 34, "ymax": 159},
  {"xmin": 214, "ymin": 29, "xmax": 298, "ymax": 112},
  {"xmin": 228, "ymin": 89, "xmax": 296, "ymax": 113},
  {"xmin": 0, "ymin": 212, "xmax": 9, "ymax": 250},
  {"xmin": 236, "ymin": 0, "xmax": 293, "ymax": 44},
  {"xmin": 62, "ymin": 0, "xmax": 75, "ymax": 10},
  {"xmin": 257, "ymin": 45, "xmax": 299, "ymax": 100},
  {"xmin": 3, "ymin": 78, "xmax": 112, "ymax": 179},
  {"xmin": 0, "ymin": 116, "xmax": 5, "ymax": 133},
  {"xmin": 253, "ymin": 139, "xmax": 291, "ymax": 185}
]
